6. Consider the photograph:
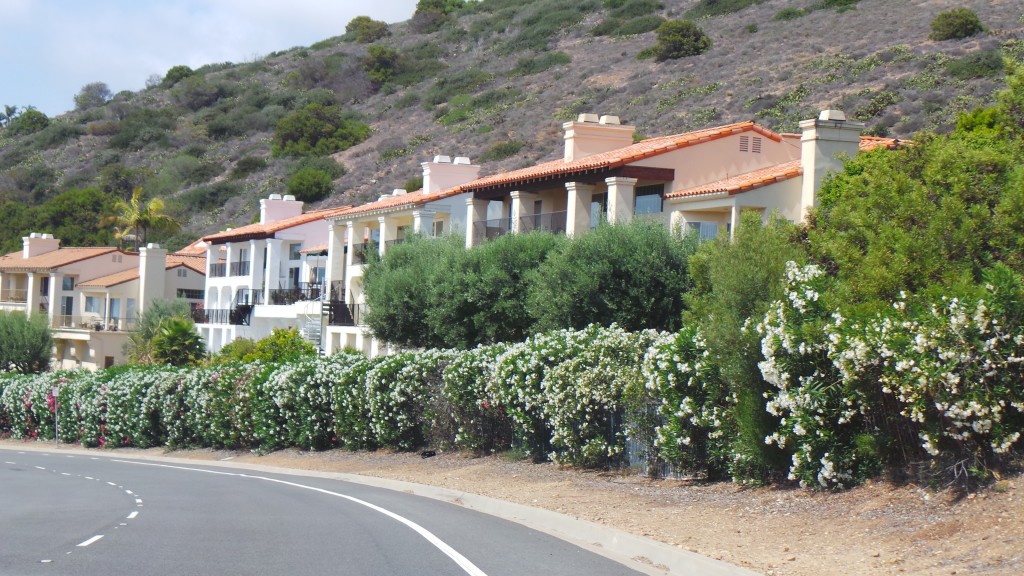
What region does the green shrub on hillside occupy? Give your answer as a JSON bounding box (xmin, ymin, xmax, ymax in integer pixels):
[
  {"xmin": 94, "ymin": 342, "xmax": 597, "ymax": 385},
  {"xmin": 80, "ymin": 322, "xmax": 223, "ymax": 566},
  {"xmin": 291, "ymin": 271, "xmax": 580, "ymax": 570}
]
[
  {"xmin": 345, "ymin": 16, "xmax": 390, "ymax": 43},
  {"xmin": 230, "ymin": 156, "xmax": 268, "ymax": 180},
  {"xmin": 686, "ymin": 0, "xmax": 763, "ymax": 19},
  {"xmin": 946, "ymin": 49, "xmax": 1004, "ymax": 80},
  {"xmin": 162, "ymin": 65, "xmax": 195, "ymax": 87},
  {"xmin": 6, "ymin": 108, "xmax": 49, "ymax": 136},
  {"xmin": 286, "ymin": 167, "xmax": 334, "ymax": 202},
  {"xmin": 511, "ymin": 52, "xmax": 571, "ymax": 76},
  {"xmin": 652, "ymin": 19, "xmax": 712, "ymax": 61},
  {"xmin": 271, "ymin": 103, "xmax": 370, "ymax": 157},
  {"xmin": 930, "ymin": 7, "xmax": 985, "ymax": 41}
]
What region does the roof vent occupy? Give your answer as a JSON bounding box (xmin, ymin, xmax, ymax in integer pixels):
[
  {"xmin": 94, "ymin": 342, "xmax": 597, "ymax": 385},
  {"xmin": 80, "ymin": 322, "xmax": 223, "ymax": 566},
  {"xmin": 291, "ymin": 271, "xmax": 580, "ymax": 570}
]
[
  {"xmin": 379, "ymin": 194, "xmax": 390, "ymax": 201},
  {"xmin": 392, "ymin": 189, "xmax": 407, "ymax": 196},
  {"xmin": 453, "ymin": 156, "xmax": 471, "ymax": 165},
  {"xmin": 146, "ymin": 243, "xmax": 160, "ymax": 249},
  {"xmin": 41, "ymin": 233, "xmax": 54, "ymax": 239},
  {"xmin": 269, "ymin": 193, "xmax": 283, "ymax": 200},
  {"xmin": 433, "ymin": 155, "xmax": 452, "ymax": 163},
  {"xmin": 282, "ymin": 195, "xmax": 296, "ymax": 202},
  {"xmin": 599, "ymin": 115, "xmax": 620, "ymax": 125},
  {"xmin": 30, "ymin": 232, "xmax": 41, "ymax": 238},
  {"xmin": 818, "ymin": 110, "xmax": 847, "ymax": 122},
  {"xmin": 577, "ymin": 113, "xmax": 599, "ymax": 123}
]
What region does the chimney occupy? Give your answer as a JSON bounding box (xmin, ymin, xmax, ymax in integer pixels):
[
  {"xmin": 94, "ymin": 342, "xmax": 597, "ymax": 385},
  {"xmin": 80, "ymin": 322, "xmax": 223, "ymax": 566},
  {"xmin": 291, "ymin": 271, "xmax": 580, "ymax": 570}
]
[
  {"xmin": 138, "ymin": 243, "xmax": 167, "ymax": 315},
  {"xmin": 799, "ymin": 110, "xmax": 865, "ymax": 218},
  {"xmin": 563, "ymin": 113, "xmax": 635, "ymax": 163},
  {"xmin": 22, "ymin": 233, "xmax": 61, "ymax": 259},
  {"xmin": 421, "ymin": 155, "xmax": 481, "ymax": 194},
  {"xmin": 259, "ymin": 193, "xmax": 304, "ymax": 224}
]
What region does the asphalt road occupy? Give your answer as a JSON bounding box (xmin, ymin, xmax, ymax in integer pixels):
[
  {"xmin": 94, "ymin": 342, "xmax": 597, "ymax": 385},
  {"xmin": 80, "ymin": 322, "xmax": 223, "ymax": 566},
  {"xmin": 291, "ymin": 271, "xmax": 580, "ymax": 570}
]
[{"xmin": 0, "ymin": 448, "xmax": 646, "ymax": 576}]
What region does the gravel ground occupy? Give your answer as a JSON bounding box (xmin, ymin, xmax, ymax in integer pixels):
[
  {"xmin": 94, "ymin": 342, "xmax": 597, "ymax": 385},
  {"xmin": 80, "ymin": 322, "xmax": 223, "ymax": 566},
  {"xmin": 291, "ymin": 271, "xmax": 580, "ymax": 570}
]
[{"xmin": 97, "ymin": 446, "xmax": 1024, "ymax": 576}]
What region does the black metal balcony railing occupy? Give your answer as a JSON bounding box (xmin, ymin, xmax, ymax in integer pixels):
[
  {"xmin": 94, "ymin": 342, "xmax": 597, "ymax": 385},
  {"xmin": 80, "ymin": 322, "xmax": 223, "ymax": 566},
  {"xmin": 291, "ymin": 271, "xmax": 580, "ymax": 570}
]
[
  {"xmin": 268, "ymin": 283, "xmax": 323, "ymax": 305},
  {"xmin": 229, "ymin": 261, "xmax": 251, "ymax": 277},
  {"xmin": 51, "ymin": 315, "xmax": 137, "ymax": 332},
  {"xmin": 235, "ymin": 288, "xmax": 264, "ymax": 305},
  {"xmin": 193, "ymin": 305, "xmax": 253, "ymax": 326},
  {"xmin": 326, "ymin": 302, "xmax": 367, "ymax": 326},
  {"xmin": 519, "ymin": 210, "xmax": 568, "ymax": 235},
  {"xmin": 385, "ymin": 238, "xmax": 407, "ymax": 248},
  {"xmin": 351, "ymin": 242, "xmax": 376, "ymax": 265},
  {"xmin": 0, "ymin": 288, "xmax": 28, "ymax": 303},
  {"xmin": 209, "ymin": 263, "xmax": 227, "ymax": 278},
  {"xmin": 472, "ymin": 217, "xmax": 511, "ymax": 243}
]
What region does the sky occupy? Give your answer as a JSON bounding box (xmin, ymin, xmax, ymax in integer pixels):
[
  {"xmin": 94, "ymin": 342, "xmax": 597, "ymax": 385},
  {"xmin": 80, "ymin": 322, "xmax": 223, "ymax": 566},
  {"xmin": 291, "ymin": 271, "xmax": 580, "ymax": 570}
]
[{"xmin": 3, "ymin": 0, "xmax": 420, "ymax": 117}]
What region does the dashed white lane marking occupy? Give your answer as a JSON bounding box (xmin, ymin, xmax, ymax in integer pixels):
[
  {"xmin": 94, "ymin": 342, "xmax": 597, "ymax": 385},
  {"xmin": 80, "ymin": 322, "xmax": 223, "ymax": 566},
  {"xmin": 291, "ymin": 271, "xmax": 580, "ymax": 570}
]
[
  {"xmin": 61, "ymin": 473, "xmax": 71, "ymax": 476},
  {"xmin": 107, "ymin": 482, "xmax": 117, "ymax": 486},
  {"xmin": 85, "ymin": 476, "xmax": 94, "ymax": 480},
  {"xmin": 127, "ymin": 511, "xmax": 138, "ymax": 519},
  {"xmin": 77, "ymin": 535, "xmax": 104, "ymax": 547},
  {"xmin": 4, "ymin": 461, "xmax": 14, "ymax": 465},
  {"xmin": 135, "ymin": 499, "xmax": 143, "ymax": 504},
  {"xmin": 114, "ymin": 460, "xmax": 489, "ymax": 576},
  {"xmin": 40, "ymin": 559, "xmax": 52, "ymax": 563},
  {"xmin": 125, "ymin": 490, "xmax": 133, "ymax": 495},
  {"xmin": 34, "ymin": 466, "xmax": 45, "ymax": 470}
]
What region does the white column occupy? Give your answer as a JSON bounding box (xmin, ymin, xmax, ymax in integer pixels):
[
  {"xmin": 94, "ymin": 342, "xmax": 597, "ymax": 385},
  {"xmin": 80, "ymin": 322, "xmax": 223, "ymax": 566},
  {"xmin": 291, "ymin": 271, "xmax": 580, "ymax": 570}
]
[
  {"xmin": 565, "ymin": 182, "xmax": 594, "ymax": 237},
  {"xmin": 510, "ymin": 191, "xmax": 537, "ymax": 234},
  {"xmin": 605, "ymin": 176, "xmax": 638, "ymax": 224},
  {"xmin": 378, "ymin": 216, "xmax": 392, "ymax": 257},
  {"xmin": 249, "ymin": 239, "xmax": 264, "ymax": 293},
  {"xmin": 26, "ymin": 273, "xmax": 42, "ymax": 318},
  {"xmin": 104, "ymin": 292, "xmax": 111, "ymax": 328},
  {"xmin": 465, "ymin": 197, "xmax": 488, "ymax": 248},
  {"xmin": 730, "ymin": 204, "xmax": 740, "ymax": 241},
  {"xmin": 264, "ymin": 238, "xmax": 283, "ymax": 302},
  {"xmin": 345, "ymin": 222, "xmax": 356, "ymax": 268},
  {"xmin": 324, "ymin": 223, "xmax": 344, "ymax": 301},
  {"xmin": 46, "ymin": 272, "xmax": 61, "ymax": 325},
  {"xmin": 412, "ymin": 210, "xmax": 436, "ymax": 236}
]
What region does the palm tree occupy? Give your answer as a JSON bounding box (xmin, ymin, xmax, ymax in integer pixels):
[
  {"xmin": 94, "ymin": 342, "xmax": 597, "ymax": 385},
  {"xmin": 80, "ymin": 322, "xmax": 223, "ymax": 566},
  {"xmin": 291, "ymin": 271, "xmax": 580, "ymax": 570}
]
[{"xmin": 101, "ymin": 186, "xmax": 180, "ymax": 251}]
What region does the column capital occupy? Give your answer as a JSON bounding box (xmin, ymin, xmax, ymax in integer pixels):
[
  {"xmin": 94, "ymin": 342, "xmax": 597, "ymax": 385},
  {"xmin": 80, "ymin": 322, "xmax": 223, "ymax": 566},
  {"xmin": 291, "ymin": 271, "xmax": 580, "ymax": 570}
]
[
  {"xmin": 604, "ymin": 176, "xmax": 639, "ymax": 186},
  {"xmin": 565, "ymin": 181, "xmax": 596, "ymax": 193},
  {"xmin": 345, "ymin": 220, "xmax": 355, "ymax": 229}
]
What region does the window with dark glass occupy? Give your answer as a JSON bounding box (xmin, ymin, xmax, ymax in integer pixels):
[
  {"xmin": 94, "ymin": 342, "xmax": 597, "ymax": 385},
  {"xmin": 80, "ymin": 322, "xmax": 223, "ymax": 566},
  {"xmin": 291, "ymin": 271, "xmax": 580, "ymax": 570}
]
[{"xmin": 634, "ymin": 184, "xmax": 664, "ymax": 215}]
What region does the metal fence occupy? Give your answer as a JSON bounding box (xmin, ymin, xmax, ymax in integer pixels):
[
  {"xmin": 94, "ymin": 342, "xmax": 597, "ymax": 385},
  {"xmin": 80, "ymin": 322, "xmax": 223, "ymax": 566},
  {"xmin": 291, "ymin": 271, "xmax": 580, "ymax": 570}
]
[{"xmin": 51, "ymin": 315, "xmax": 137, "ymax": 332}]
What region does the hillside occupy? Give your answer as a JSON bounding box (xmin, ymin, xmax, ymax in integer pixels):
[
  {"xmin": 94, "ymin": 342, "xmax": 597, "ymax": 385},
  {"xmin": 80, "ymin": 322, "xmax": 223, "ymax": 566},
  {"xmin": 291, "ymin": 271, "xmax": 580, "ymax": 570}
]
[{"xmin": 1, "ymin": 0, "xmax": 1022, "ymax": 252}]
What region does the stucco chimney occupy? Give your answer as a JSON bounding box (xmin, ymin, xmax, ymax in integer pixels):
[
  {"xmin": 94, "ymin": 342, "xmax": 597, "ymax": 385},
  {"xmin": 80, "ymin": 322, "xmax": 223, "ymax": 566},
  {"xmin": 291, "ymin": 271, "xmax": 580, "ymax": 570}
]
[
  {"xmin": 138, "ymin": 243, "xmax": 167, "ymax": 315},
  {"xmin": 22, "ymin": 233, "xmax": 61, "ymax": 258},
  {"xmin": 563, "ymin": 113, "xmax": 635, "ymax": 163},
  {"xmin": 799, "ymin": 110, "xmax": 865, "ymax": 218},
  {"xmin": 260, "ymin": 193, "xmax": 304, "ymax": 224},
  {"xmin": 421, "ymin": 155, "xmax": 481, "ymax": 194}
]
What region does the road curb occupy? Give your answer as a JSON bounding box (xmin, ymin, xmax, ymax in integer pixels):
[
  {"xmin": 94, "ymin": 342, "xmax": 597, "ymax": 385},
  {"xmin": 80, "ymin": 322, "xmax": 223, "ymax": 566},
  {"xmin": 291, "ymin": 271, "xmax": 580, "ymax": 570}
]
[{"xmin": 2, "ymin": 442, "xmax": 761, "ymax": 576}]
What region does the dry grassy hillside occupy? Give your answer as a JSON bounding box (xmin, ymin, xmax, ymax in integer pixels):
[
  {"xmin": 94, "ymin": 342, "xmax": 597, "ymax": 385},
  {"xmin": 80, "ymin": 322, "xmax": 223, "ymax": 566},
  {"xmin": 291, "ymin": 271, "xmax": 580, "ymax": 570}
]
[{"xmin": 0, "ymin": 0, "xmax": 1021, "ymax": 250}]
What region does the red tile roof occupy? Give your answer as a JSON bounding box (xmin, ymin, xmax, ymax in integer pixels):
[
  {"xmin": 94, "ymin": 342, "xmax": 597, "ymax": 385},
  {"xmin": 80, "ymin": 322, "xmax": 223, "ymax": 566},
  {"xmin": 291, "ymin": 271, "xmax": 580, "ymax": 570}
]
[
  {"xmin": 334, "ymin": 121, "xmax": 783, "ymax": 220},
  {"xmin": 174, "ymin": 239, "xmax": 208, "ymax": 256},
  {"xmin": 859, "ymin": 136, "xmax": 902, "ymax": 151},
  {"xmin": 0, "ymin": 247, "xmax": 123, "ymax": 272},
  {"xmin": 202, "ymin": 206, "xmax": 351, "ymax": 244},
  {"xmin": 78, "ymin": 254, "xmax": 207, "ymax": 288},
  {"xmin": 299, "ymin": 244, "xmax": 328, "ymax": 255},
  {"xmin": 666, "ymin": 160, "xmax": 803, "ymax": 200}
]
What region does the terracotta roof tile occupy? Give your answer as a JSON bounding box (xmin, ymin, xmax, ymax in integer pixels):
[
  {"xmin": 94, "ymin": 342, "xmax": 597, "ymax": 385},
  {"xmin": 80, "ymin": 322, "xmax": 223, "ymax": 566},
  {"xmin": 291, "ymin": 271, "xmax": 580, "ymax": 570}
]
[
  {"xmin": 78, "ymin": 255, "xmax": 207, "ymax": 288},
  {"xmin": 299, "ymin": 244, "xmax": 328, "ymax": 255},
  {"xmin": 0, "ymin": 247, "xmax": 122, "ymax": 272},
  {"xmin": 174, "ymin": 239, "xmax": 209, "ymax": 256},
  {"xmin": 666, "ymin": 160, "xmax": 804, "ymax": 200},
  {"xmin": 859, "ymin": 136, "xmax": 902, "ymax": 151},
  {"xmin": 202, "ymin": 206, "xmax": 351, "ymax": 244},
  {"xmin": 335, "ymin": 121, "xmax": 782, "ymax": 220}
]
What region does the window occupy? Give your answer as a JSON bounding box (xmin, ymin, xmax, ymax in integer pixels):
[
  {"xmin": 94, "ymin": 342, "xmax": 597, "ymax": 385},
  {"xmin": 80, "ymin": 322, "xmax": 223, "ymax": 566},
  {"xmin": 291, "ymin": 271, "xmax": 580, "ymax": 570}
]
[
  {"xmin": 686, "ymin": 221, "xmax": 722, "ymax": 241},
  {"xmin": 288, "ymin": 244, "xmax": 302, "ymax": 260},
  {"xmin": 177, "ymin": 268, "xmax": 188, "ymax": 278},
  {"xmin": 40, "ymin": 277, "xmax": 49, "ymax": 296},
  {"xmin": 634, "ymin": 184, "xmax": 664, "ymax": 215},
  {"xmin": 85, "ymin": 296, "xmax": 101, "ymax": 314},
  {"xmin": 433, "ymin": 220, "xmax": 444, "ymax": 237},
  {"xmin": 177, "ymin": 288, "xmax": 203, "ymax": 300},
  {"xmin": 62, "ymin": 276, "xmax": 75, "ymax": 291},
  {"xmin": 590, "ymin": 193, "xmax": 607, "ymax": 229},
  {"xmin": 111, "ymin": 254, "xmax": 122, "ymax": 263}
]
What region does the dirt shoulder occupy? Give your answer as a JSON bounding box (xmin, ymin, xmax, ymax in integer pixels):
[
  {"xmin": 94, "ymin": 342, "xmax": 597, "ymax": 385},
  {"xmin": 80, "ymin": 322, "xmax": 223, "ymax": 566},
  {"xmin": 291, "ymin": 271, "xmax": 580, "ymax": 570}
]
[{"xmin": 7, "ymin": 441, "xmax": 1022, "ymax": 576}]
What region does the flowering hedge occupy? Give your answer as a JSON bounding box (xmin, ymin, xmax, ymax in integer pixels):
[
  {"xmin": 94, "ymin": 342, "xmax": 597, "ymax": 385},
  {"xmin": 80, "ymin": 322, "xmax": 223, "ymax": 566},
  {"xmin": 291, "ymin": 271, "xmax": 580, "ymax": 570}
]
[{"xmin": 1, "ymin": 317, "xmax": 1021, "ymax": 489}]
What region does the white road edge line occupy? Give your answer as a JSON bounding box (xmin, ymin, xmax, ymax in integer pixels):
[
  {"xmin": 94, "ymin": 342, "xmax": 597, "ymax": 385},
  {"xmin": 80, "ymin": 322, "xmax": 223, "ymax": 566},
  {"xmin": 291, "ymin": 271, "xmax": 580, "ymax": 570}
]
[
  {"xmin": 113, "ymin": 460, "xmax": 488, "ymax": 576},
  {"xmin": 127, "ymin": 511, "xmax": 138, "ymax": 519},
  {"xmin": 77, "ymin": 535, "xmax": 103, "ymax": 547}
]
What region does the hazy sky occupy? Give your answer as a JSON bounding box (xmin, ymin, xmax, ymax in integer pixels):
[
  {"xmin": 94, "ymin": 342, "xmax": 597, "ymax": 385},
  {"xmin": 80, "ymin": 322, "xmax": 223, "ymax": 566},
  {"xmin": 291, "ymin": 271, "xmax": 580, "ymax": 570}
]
[{"xmin": 3, "ymin": 0, "xmax": 420, "ymax": 117}]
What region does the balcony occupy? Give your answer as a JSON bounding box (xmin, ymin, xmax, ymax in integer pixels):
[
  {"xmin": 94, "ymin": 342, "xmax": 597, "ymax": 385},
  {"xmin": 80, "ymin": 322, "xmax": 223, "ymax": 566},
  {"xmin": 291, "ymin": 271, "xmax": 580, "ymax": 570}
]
[
  {"xmin": 229, "ymin": 261, "xmax": 251, "ymax": 277},
  {"xmin": 326, "ymin": 302, "xmax": 367, "ymax": 327},
  {"xmin": 351, "ymin": 242, "xmax": 376, "ymax": 265},
  {"xmin": 268, "ymin": 283, "xmax": 323, "ymax": 305},
  {"xmin": 209, "ymin": 263, "xmax": 227, "ymax": 278},
  {"xmin": 472, "ymin": 217, "xmax": 511, "ymax": 243},
  {"xmin": 193, "ymin": 305, "xmax": 253, "ymax": 326},
  {"xmin": 235, "ymin": 288, "xmax": 264, "ymax": 305},
  {"xmin": 51, "ymin": 315, "xmax": 137, "ymax": 332},
  {"xmin": 0, "ymin": 288, "xmax": 28, "ymax": 303},
  {"xmin": 519, "ymin": 210, "xmax": 567, "ymax": 235}
]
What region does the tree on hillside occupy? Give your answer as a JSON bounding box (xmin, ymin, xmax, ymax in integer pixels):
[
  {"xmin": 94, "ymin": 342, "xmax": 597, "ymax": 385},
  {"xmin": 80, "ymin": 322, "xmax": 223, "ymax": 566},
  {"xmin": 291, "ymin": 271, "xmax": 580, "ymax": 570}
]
[
  {"xmin": 346, "ymin": 16, "xmax": 390, "ymax": 43},
  {"xmin": 652, "ymin": 19, "xmax": 711, "ymax": 61},
  {"xmin": 7, "ymin": 108, "xmax": 49, "ymax": 136},
  {"xmin": 271, "ymin": 103, "xmax": 371, "ymax": 157},
  {"xmin": 100, "ymin": 186, "xmax": 180, "ymax": 251},
  {"xmin": 74, "ymin": 82, "xmax": 112, "ymax": 110},
  {"xmin": 0, "ymin": 312, "xmax": 52, "ymax": 374},
  {"xmin": 929, "ymin": 7, "xmax": 984, "ymax": 41},
  {"xmin": 0, "ymin": 104, "xmax": 19, "ymax": 127}
]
